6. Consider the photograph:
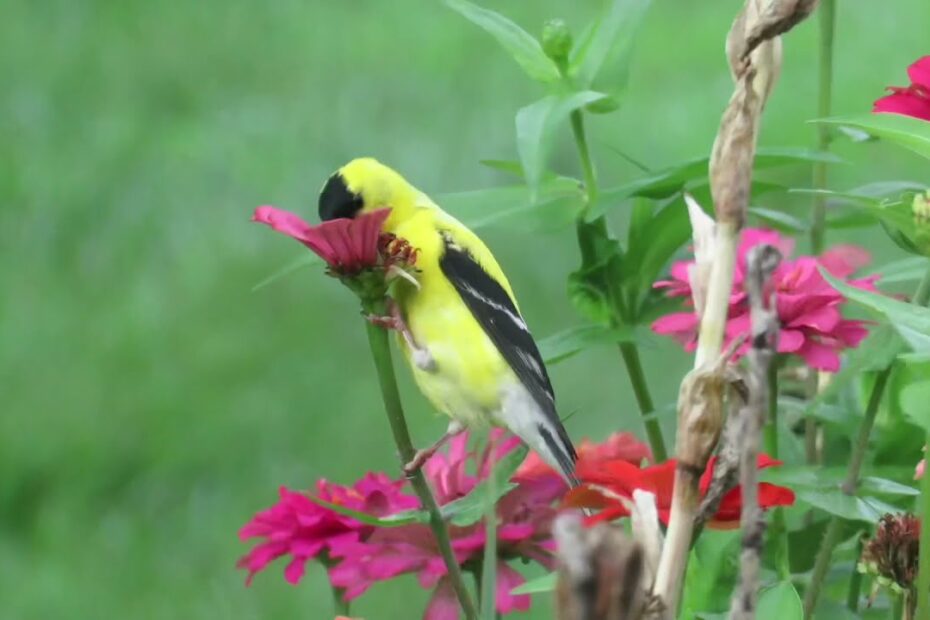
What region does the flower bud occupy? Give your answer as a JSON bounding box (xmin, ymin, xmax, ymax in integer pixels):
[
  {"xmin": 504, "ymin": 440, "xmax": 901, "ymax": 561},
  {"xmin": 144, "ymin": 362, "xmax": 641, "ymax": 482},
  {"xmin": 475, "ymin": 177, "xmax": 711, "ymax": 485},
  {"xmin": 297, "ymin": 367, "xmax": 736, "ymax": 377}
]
[{"xmin": 542, "ymin": 19, "xmax": 572, "ymax": 68}]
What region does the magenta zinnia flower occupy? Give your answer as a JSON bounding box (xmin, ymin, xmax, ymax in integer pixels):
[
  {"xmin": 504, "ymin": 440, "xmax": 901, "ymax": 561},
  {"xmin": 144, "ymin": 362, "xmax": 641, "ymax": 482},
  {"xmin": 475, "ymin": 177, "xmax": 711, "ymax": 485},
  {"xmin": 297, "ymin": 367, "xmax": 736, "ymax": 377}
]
[
  {"xmin": 652, "ymin": 228, "xmax": 878, "ymax": 371},
  {"xmin": 329, "ymin": 431, "xmax": 563, "ymax": 619},
  {"xmin": 873, "ymin": 56, "xmax": 930, "ymax": 121},
  {"xmin": 237, "ymin": 473, "xmax": 418, "ymax": 585},
  {"xmin": 253, "ymin": 205, "xmax": 416, "ymax": 276}
]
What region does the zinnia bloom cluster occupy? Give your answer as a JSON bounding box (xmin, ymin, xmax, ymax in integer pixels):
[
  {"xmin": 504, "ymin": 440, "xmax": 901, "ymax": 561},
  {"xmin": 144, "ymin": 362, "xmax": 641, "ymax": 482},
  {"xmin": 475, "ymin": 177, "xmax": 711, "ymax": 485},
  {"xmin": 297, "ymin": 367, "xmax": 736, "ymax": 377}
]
[
  {"xmin": 652, "ymin": 228, "xmax": 878, "ymax": 371},
  {"xmin": 873, "ymin": 56, "xmax": 930, "ymax": 122},
  {"xmin": 240, "ymin": 430, "xmax": 618, "ymax": 618},
  {"xmin": 565, "ymin": 453, "xmax": 795, "ymax": 529}
]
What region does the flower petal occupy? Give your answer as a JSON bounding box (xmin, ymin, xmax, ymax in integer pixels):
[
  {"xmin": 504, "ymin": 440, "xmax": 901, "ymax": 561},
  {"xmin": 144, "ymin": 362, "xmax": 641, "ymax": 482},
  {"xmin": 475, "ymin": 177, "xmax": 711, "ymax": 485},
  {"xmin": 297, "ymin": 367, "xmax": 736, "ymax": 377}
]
[
  {"xmin": 424, "ymin": 578, "xmax": 461, "ymax": 620},
  {"xmin": 907, "ymin": 56, "xmax": 930, "ymax": 88},
  {"xmin": 496, "ymin": 562, "xmax": 532, "ymax": 614}
]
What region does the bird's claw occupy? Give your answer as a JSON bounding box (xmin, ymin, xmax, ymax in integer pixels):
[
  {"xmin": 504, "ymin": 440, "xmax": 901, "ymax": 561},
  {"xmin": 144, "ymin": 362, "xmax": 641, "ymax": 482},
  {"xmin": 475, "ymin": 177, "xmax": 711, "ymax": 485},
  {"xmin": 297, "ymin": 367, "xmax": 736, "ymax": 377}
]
[
  {"xmin": 364, "ymin": 313, "xmax": 402, "ymax": 331},
  {"xmin": 412, "ymin": 348, "xmax": 437, "ymax": 372},
  {"xmin": 403, "ymin": 449, "xmax": 434, "ymax": 478}
]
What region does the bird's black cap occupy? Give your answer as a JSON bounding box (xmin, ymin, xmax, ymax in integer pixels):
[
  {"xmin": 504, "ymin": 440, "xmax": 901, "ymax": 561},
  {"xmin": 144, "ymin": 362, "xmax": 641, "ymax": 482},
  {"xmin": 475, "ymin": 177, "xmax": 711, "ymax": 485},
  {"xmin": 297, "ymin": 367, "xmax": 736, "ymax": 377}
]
[{"xmin": 318, "ymin": 173, "xmax": 364, "ymax": 221}]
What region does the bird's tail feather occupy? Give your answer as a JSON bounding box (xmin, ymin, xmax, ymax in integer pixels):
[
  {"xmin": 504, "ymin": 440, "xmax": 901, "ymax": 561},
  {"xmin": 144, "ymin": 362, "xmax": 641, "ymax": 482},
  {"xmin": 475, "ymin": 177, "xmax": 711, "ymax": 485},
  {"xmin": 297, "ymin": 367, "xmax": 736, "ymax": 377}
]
[{"xmin": 534, "ymin": 421, "xmax": 579, "ymax": 487}]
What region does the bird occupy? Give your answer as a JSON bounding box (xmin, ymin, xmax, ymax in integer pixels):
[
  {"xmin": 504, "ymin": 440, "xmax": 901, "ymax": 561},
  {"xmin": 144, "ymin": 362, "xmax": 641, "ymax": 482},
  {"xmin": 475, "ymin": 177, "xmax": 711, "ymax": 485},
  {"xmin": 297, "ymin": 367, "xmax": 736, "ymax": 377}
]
[{"xmin": 317, "ymin": 157, "xmax": 579, "ymax": 486}]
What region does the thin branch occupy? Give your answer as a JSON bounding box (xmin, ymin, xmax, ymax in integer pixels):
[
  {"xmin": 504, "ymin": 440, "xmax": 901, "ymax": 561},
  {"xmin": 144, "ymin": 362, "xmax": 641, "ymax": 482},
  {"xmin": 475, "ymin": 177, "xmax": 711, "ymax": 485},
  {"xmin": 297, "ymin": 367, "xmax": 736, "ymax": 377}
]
[{"xmin": 729, "ymin": 245, "xmax": 782, "ymax": 620}]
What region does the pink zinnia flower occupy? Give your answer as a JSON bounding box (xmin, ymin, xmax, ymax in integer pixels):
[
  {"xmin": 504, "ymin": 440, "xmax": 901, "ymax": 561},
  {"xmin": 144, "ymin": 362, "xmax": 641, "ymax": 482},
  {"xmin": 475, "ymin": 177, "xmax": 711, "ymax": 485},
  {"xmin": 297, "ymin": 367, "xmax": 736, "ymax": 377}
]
[
  {"xmin": 253, "ymin": 206, "xmax": 416, "ymax": 276},
  {"xmin": 652, "ymin": 228, "xmax": 878, "ymax": 371},
  {"xmin": 873, "ymin": 56, "xmax": 930, "ymax": 121},
  {"xmin": 237, "ymin": 473, "xmax": 418, "ymax": 585},
  {"xmin": 329, "ymin": 431, "xmax": 563, "ymax": 619}
]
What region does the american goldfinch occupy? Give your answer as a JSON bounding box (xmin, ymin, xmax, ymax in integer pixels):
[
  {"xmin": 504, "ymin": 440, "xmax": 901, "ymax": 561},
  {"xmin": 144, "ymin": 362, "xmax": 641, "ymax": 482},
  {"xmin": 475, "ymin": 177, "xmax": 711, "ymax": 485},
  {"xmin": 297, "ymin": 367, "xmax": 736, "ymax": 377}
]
[{"xmin": 318, "ymin": 157, "xmax": 579, "ymax": 485}]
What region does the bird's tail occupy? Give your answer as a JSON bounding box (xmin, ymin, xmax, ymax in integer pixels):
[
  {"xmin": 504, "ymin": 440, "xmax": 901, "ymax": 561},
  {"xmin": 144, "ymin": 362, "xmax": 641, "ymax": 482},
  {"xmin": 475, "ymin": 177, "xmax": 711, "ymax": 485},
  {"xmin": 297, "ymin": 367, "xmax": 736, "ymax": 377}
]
[{"xmin": 536, "ymin": 419, "xmax": 580, "ymax": 488}]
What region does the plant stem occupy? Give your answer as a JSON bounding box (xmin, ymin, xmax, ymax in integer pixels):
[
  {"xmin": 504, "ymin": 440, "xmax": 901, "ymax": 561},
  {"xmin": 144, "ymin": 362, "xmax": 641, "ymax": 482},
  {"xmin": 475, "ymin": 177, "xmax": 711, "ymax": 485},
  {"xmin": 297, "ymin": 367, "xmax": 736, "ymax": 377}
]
[
  {"xmin": 569, "ymin": 110, "xmax": 598, "ymax": 212},
  {"xmin": 918, "ymin": 428, "xmax": 930, "ymax": 618},
  {"xmin": 846, "ymin": 537, "xmax": 862, "ymax": 612},
  {"xmin": 331, "ymin": 584, "xmax": 349, "ymax": 616},
  {"xmin": 619, "ymin": 342, "xmax": 668, "ymax": 461},
  {"xmin": 810, "ymin": 0, "xmax": 835, "ymax": 254},
  {"xmin": 894, "ymin": 594, "xmax": 904, "ymax": 620},
  {"xmin": 803, "ymin": 366, "xmax": 891, "ymax": 618},
  {"xmin": 764, "ymin": 362, "xmax": 791, "ymax": 579},
  {"xmin": 568, "ymin": 108, "xmax": 667, "ymax": 461},
  {"xmin": 805, "ymin": 266, "xmax": 930, "ymax": 618},
  {"xmin": 362, "ymin": 305, "xmax": 478, "ymax": 620}
]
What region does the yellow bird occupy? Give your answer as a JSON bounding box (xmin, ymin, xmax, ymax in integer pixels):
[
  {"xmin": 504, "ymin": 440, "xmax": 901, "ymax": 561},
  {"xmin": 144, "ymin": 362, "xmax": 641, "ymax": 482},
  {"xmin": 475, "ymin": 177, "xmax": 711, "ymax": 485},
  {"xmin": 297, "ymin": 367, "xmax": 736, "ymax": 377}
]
[{"xmin": 318, "ymin": 158, "xmax": 578, "ymax": 485}]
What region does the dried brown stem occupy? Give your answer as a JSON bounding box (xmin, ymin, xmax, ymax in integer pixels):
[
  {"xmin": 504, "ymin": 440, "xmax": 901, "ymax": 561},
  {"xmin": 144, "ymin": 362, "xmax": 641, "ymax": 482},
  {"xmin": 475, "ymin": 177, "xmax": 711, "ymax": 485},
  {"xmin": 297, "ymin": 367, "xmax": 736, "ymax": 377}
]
[
  {"xmin": 729, "ymin": 245, "xmax": 782, "ymax": 620},
  {"xmin": 554, "ymin": 513, "xmax": 648, "ymax": 620},
  {"xmin": 651, "ymin": 1, "xmax": 813, "ymax": 615}
]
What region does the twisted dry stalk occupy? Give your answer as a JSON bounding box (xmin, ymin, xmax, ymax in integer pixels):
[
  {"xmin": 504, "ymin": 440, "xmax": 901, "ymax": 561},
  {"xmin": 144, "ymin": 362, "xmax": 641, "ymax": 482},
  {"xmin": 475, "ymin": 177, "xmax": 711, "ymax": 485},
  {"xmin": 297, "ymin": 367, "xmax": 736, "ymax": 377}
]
[
  {"xmin": 650, "ymin": 1, "xmax": 816, "ymax": 615},
  {"xmin": 729, "ymin": 245, "xmax": 782, "ymax": 620}
]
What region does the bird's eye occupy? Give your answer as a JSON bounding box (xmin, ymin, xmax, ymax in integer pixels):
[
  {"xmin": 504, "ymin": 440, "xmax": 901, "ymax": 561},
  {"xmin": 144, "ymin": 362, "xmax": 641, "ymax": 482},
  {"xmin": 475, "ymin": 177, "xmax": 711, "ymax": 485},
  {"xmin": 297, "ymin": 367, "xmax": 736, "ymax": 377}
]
[{"xmin": 318, "ymin": 173, "xmax": 364, "ymax": 221}]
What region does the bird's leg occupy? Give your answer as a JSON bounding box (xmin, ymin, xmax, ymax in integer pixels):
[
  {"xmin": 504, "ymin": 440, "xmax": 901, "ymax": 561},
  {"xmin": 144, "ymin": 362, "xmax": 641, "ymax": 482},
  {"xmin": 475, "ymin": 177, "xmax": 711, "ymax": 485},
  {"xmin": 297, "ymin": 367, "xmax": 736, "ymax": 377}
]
[
  {"xmin": 403, "ymin": 420, "xmax": 465, "ymax": 477},
  {"xmin": 364, "ymin": 299, "xmax": 436, "ymax": 372}
]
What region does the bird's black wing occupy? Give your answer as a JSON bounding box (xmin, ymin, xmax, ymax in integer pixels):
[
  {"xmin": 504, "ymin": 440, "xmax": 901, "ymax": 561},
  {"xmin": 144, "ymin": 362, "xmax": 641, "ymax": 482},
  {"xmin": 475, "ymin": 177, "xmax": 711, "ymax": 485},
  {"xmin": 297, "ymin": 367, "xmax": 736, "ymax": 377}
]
[{"xmin": 438, "ymin": 233, "xmax": 577, "ymax": 473}]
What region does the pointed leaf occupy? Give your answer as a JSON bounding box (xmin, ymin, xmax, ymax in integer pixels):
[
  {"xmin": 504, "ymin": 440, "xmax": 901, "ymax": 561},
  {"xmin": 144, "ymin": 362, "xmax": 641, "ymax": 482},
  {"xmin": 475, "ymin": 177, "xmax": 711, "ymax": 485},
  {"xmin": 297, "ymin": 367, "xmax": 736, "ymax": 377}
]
[
  {"xmin": 569, "ymin": 0, "xmax": 651, "ymax": 94},
  {"xmin": 902, "ymin": 380, "xmax": 930, "ymax": 432},
  {"xmin": 816, "ymin": 113, "xmax": 930, "ymax": 160},
  {"xmin": 538, "ymin": 323, "xmax": 638, "ymax": 364},
  {"xmin": 516, "ymin": 91, "xmax": 608, "ymax": 199},
  {"xmin": 822, "ymin": 268, "xmax": 930, "ymax": 342},
  {"xmin": 252, "ymin": 253, "xmax": 321, "ymax": 291},
  {"xmin": 443, "ymin": 444, "xmax": 529, "ymax": 527},
  {"xmin": 445, "ymin": 0, "xmax": 560, "ymax": 83},
  {"xmin": 511, "ymin": 571, "xmax": 557, "ymax": 595},
  {"xmin": 757, "ymin": 581, "xmax": 803, "ymax": 620},
  {"xmin": 439, "ymin": 176, "xmax": 583, "ymax": 231},
  {"xmin": 748, "ymin": 207, "xmax": 807, "ymax": 232},
  {"xmin": 306, "ymin": 495, "xmax": 426, "ymax": 527}
]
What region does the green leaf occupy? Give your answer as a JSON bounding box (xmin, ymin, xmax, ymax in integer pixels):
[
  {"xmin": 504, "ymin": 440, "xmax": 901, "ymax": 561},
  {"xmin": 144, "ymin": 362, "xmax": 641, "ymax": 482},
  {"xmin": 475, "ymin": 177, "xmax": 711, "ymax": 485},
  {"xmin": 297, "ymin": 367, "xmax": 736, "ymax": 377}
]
[
  {"xmin": 822, "ymin": 268, "xmax": 930, "ymax": 342},
  {"xmin": 864, "ymin": 256, "xmax": 930, "ymax": 283},
  {"xmin": 816, "ymin": 113, "xmax": 930, "ymax": 160},
  {"xmin": 622, "ymin": 193, "xmax": 692, "ymax": 301},
  {"xmin": 306, "ymin": 495, "xmax": 424, "ymax": 527},
  {"xmin": 680, "ymin": 530, "xmax": 740, "ymax": 618},
  {"xmin": 439, "ymin": 176, "xmax": 583, "ymax": 231},
  {"xmin": 538, "ymin": 323, "xmax": 638, "ymax": 364},
  {"xmin": 859, "ymin": 476, "xmax": 919, "ymax": 497},
  {"xmin": 441, "ymin": 444, "xmax": 529, "ymax": 527},
  {"xmin": 748, "ymin": 207, "xmax": 807, "ymax": 233},
  {"xmin": 902, "ymin": 380, "xmax": 930, "ymax": 432},
  {"xmin": 252, "ymin": 253, "xmax": 321, "ymax": 291},
  {"xmin": 444, "ymin": 0, "xmax": 560, "ymax": 84},
  {"xmin": 516, "ymin": 91, "xmax": 608, "ymax": 198},
  {"xmin": 757, "ymin": 581, "xmax": 802, "ymax": 620},
  {"xmin": 590, "ymin": 147, "xmax": 834, "ymax": 219},
  {"xmin": 510, "ymin": 571, "xmax": 557, "ymax": 595},
  {"xmin": 795, "ymin": 488, "xmax": 901, "ymax": 523},
  {"xmin": 569, "ymin": 0, "xmax": 651, "ymax": 95}
]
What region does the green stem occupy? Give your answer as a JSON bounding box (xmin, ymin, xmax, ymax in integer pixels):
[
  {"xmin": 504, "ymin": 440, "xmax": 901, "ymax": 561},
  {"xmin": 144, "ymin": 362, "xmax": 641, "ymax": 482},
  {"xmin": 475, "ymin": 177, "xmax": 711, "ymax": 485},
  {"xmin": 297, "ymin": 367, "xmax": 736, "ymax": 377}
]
[
  {"xmin": 619, "ymin": 342, "xmax": 668, "ymax": 462},
  {"xmin": 362, "ymin": 304, "xmax": 478, "ymax": 620},
  {"xmin": 480, "ymin": 431, "xmax": 498, "ymax": 620},
  {"xmin": 804, "ymin": 265, "xmax": 930, "ymax": 618},
  {"xmin": 846, "ymin": 537, "xmax": 862, "ymax": 613},
  {"xmin": 803, "ymin": 367, "xmax": 891, "ymax": 618},
  {"xmin": 331, "ymin": 585, "xmax": 349, "ymax": 616},
  {"xmin": 568, "ymin": 108, "xmax": 668, "ymax": 462},
  {"xmin": 569, "ymin": 110, "xmax": 598, "ymax": 212},
  {"xmin": 764, "ymin": 361, "xmax": 790, "ymax": 579},
  {"xmin": 918, "ymin": 428, "xmax": 930, "ymax": 618},
  {"xmin": 894, "ymin": 594, "xmax": 904, "ymax": 620},
  {"xmin": 810, "ymin": 0, "xmax": 835, "ymax": 254}
]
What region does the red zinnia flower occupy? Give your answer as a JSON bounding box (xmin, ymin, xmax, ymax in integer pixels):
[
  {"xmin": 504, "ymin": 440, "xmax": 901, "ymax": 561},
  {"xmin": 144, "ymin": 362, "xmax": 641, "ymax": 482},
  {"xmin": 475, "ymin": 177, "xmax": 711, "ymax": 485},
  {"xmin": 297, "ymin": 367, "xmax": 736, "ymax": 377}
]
[
  {"xmin": 873, "ymin": 56, "xmax": 930, "ymax": 121},
  {"xmin": 252, "ymin": 206, "xmax": 406, "ymax": 275},
  {"xmin": 564, "ymin": 454, "xmax": 795, "ymax": 529}
]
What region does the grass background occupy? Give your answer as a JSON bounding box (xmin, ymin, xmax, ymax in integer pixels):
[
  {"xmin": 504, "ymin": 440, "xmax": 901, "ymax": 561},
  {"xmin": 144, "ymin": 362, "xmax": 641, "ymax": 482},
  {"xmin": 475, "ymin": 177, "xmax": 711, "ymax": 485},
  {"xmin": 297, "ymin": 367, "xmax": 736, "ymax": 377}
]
[{"xmin": 1, "ymin": 0, "xmax": 927, "ymax": 618}]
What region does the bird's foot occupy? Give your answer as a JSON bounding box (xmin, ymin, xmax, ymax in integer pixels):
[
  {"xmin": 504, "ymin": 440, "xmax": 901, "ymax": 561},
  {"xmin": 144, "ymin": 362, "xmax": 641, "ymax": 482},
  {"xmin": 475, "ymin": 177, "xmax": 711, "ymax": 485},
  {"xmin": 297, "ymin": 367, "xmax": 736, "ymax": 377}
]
[
  {"xmin": 403, "ymin": 421, "xmax": 465, "ymax": 477},
  {"xmin": 411, "ymin": 347, "xmax": 437, "ymax": 372},
  {"xmin": 364, "ymin": 313, "xmax": 402, "ymax": 331}
]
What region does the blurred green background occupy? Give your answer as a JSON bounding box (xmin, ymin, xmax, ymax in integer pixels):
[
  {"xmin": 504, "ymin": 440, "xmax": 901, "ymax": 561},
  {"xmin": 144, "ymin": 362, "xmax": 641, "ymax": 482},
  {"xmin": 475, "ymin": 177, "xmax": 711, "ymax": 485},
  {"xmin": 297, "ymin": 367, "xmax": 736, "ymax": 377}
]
[{"xmin": 2, "ymin": 0, "xmax": 927, "ymax": 618}]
